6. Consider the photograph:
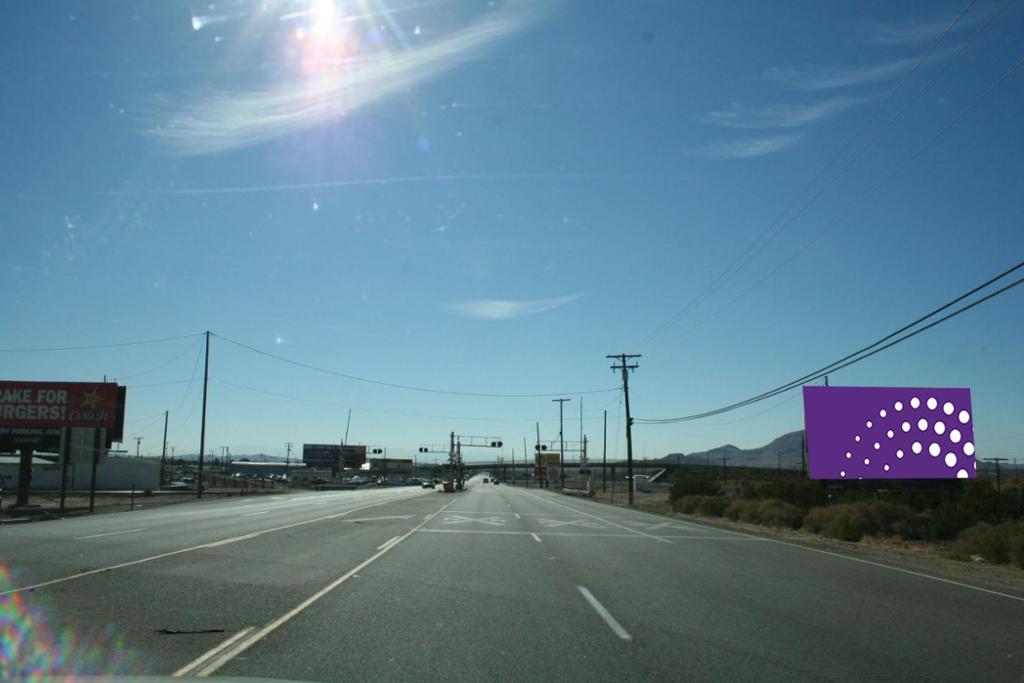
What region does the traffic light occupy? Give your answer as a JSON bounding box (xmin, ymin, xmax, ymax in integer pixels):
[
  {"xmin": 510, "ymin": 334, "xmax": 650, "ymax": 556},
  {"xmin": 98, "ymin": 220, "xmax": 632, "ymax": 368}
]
[
  {"xmin": 489, "ymin": 441, "xmax": 503, "ymax": 448},
  {"xmin": 372, "ymin": 448, "xmax": 383, "ymax": 454},
  {"xmin": 534, "ymin": 444, "xmax": 548, "ymax": 451},
  {"xmin": 418, "ymin": 447, "xmax": 428, "ymax": 453}
]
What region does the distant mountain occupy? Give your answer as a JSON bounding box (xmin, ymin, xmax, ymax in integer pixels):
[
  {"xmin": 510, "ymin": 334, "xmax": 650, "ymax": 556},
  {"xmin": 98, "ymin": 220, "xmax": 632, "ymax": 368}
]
[
  {"xmin": 661, "ymin": 430, "xmax": 805, "ymax": 470},
  {"xmin": 170, "ymin": 452, "xmax": 287, "ymax": 463}
]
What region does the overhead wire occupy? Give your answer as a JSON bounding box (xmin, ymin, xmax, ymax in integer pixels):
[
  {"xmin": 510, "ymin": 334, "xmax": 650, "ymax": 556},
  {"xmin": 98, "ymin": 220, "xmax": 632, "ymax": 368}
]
[
  {"xmin": 107, "ymin": 335, "xmax": 204, "ymax": 381},
  {"xmin": 217, "ymin": 378, "xmax": 612, "ymax": 423},
  {"xmin": 639, "ymin": 0, "xmax": 992, "ymax": 346},
  {"xmin": 636, "ymin": 262, "xmax": 1024, "ymax": 425},
  {"xmin": 0, "ymin": 332, "xmax": 203, "ymax": 353},
  {"xmin": 213, "ymin": 332, "xmax": 619, "ymax": 398},
  {"xmin": 661, "ymin": 37, "xmax": 1024, "ymax": 343}
]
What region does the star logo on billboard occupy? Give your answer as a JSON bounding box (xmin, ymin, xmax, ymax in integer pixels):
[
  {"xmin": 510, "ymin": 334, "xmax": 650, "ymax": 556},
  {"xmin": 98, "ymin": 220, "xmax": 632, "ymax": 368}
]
[{"xmin": 81, "ymin": 388, "xmax": 103, "ymax": 409}]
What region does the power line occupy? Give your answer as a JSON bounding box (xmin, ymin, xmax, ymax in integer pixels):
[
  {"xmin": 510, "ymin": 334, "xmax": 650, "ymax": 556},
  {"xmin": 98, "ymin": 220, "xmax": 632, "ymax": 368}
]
[
  {"xmin": 0, "ymin": 332, "xmax": 202, "ymax": 353},
  {"xmin": 217, "ymin": 378, "xmax": 612, "ymax": 423},
  {"xmin": 660, "ymin": 40, "xmax": 1024, "ymax": 344},
  {"xmin": 639, "ymin": 0, "xmax": 993, "ymax": 346},
  {"xmin": 637, "ymin": 262, "xmax": 1024, "ymax": 425},
  {"xmin": 213, "ymin": 333, "xmax": 619, "ymax": 398},
  {"xmin": 109, "ymin": 335, "xmax": 204, "ymax": 381}
]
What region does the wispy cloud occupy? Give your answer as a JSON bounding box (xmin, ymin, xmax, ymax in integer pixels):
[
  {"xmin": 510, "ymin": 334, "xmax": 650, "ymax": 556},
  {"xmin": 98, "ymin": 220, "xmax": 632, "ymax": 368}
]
[
  {"xmin": 864, "ymin": 8, "xmax": 986, "ymax": 46},
  {"xmin": 765, "ymin": 56, "xmax": 921, "ymax": 91},
  {"xmin": 696, "ymin": 134, "xmax": 801, "ymax": 160},
  {"xmin": 446, "ymin": 294, "xmax": 585, "ymax": 320},
  {"xmin": 699, "ymin": 95, "xmax": 871, "ymax": 129},
  {"xmin": 151, "ymin": 6, "xmax": 540, "ymax": 155}
]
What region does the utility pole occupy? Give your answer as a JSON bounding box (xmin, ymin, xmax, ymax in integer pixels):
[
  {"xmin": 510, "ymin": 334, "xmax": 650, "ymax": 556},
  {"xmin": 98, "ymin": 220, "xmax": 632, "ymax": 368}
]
[
  {"xmin": 160, "ymin": 411, "xmax": 168, "ymax": 487},
  {"xmin": 722, "ymin": 455, "xmax": 728, "ymax": 484},
  {"xmin": 134, "ymin": 436, "xmax": 143, "ymax": 458},
  {"xmin": 801, "ymin": 432, "xmax": 807, "ymax": 478},
  {"xmin": 552, "ymin": 398, "xmax": 571, "ymax": 489},
  {"xmin": 197, "ymin": 330, "xmax": 210, "ymax": 499},
  {"xmin": 602, "ymin": 409, "xmax": 608, "ymax": 493},
  {"xmin": 285, "ymin": 442, "xmax": 293, "ymax": 478},
  {"xmin": 511, "ymin": 447, "xmax": 515, "ymax": 486},
  {"xmin": 990, "ymin": 458, "xmax": 1008, "ymax": 493},
  {"xmin": 777, "ymin": 450, "xmax": 782, "ymax": 475},
  {"xmin": 607, "ymin": 353, "xmax": 640, "ymax": 506}
]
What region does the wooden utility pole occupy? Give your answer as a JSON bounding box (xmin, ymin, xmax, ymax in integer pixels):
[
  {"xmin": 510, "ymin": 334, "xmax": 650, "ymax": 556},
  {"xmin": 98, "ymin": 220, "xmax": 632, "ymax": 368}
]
[
  {"xmin": 160, "ymin": 411, "xmax": 168, "ymax": 487},
  {"xmin": 197, "ymin": 330, "xmax": 210, "ymax": 499},
  {"xmin": 607, "ymin": 354, "xmax": 640, "ymax": 505}
]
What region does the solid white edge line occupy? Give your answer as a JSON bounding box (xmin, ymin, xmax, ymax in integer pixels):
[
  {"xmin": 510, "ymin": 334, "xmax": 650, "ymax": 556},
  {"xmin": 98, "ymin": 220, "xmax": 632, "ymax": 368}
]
[
  {"xmin": 514, "ymin": 513, "xmax": 521, "ymax": 519},
  {"xmin": 531, "ymin": 533, "xmax": 542, "ymax": 543},
  {"xmin": 241, "ymin": 511, "xmax": 270, "ymax": 517},
  {"xmin": 189, "ymin": 501, "xmax": 454, "ymax": 677},
  {"xmin": 768, "ymin": 539, "xmax": 1024, "ymax": 603},
  {"xmin": 577, "ymin": 586, "xmax": 632, "ymax": 641},
  {"xmin": 73, "ymin": 528, "xmax": 146, "ymax": 541},
  {"xmin": 1, "ymin": 493, "xmax": 426, "ymax": 597},
  {"xmin": 172, "ymin": 626, "xmax": 255, "ymax": 677}
]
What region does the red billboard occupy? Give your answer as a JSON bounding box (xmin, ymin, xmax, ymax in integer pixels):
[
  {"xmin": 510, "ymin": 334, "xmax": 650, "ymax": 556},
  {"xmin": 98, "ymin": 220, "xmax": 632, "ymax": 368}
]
[{"xmin": 0, "ymin": 381, "xmax": 120, "ymax": 429}]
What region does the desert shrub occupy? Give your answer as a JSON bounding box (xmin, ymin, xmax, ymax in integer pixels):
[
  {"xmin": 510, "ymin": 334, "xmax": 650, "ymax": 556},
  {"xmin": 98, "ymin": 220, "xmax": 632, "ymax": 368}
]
[
  {"xmin": 755, "ymin": 499, "xmax": 805, "ymax": 529},
  {"xmin": 670, "ymin": 474, "xmax": 722, "ymax": 501},
  {"xmin": 697, "ymin": 495, "xmax": 731, "ymax": 517},
  {"xmin": 950, "ymin": 523, "xmax": 1010, "ymax": 564},
  {"xmin": 1008, "ymin": 522, "xmax": 1024, "ymax": 569},
  {"xmin": 725, "ymin": 498, "xmax": 803, "ymax": 529},
  {"xmin": 803, "ymin": 502, "xmax": 916, "ymax": 542}
]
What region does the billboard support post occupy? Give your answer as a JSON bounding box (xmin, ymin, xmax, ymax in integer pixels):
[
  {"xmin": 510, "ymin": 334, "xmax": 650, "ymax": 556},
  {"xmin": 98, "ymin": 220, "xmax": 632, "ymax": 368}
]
[
  {"xmin": 89, "ymin": 429, "xmax": 102, "ymax": 513},
  {"xmin": 16, "ymin": 447, "xmax": 33, "ymax": 506},
  {"xmin": 59, "ymin": 427, "xmax": 71, "ymax": 512}
]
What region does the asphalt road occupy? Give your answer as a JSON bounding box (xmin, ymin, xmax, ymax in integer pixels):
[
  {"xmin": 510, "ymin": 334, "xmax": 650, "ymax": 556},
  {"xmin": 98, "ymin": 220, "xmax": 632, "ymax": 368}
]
[{"xmin": 2, "ymin": 478, "xmax": 1022, "ymax": 681}]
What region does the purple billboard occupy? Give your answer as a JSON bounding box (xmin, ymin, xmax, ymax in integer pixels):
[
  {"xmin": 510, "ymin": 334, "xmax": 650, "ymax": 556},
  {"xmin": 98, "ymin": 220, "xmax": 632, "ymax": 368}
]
[{"xmin": 803, "ymin": 387, "xmax": 976, "ymax": 480}]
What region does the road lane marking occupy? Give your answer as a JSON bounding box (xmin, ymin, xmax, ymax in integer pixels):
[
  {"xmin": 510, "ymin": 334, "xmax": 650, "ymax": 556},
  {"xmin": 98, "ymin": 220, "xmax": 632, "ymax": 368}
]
[
  {"xmin": 531, "ymin": 533, "xmax": 542, "ymax": 543},
  {"xmin": 577, "ymin": 586, "xmax": 632, "ymax": 641},
  {"xmin": 441, "ymin": 514, "xmax": 506, "ymax": 526},
  {"xmin": 182, "ymin": 500, "xmax": 455, "ymax": 677},
  {"xmin": 0, "ymin": 494, "xmax": 428, "ymax": 598},
  {"xmin": 241, "ymin": 511, "xmax": 269, "ymax": 517},
  {"xmin": 536, "ymin": 518, "xmax": 605, "ymax": 529},
  {"xmin": 74, "ymin": 528, "xmax": 146, "ymax": 541},
  {"xmin": 768, "ymin": 539, "xmax": 1024, "ymax": 603},
  {"xmin": 516, "ymin": 490, "xmax": 671, "ymax": 544},
  {"xmin": 172, "ymin": 627, "xmax": 255, "ymax": 678},
  {"xmin": 377, "ymin": 536, "xmax": 401, "ymax": 551},
  {"xmin": 514, "ymin": 513, "xmax": 521, "ymax": 519}
]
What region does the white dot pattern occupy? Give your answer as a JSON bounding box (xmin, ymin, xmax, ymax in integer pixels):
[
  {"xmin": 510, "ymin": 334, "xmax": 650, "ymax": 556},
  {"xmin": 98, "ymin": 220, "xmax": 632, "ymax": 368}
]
[{"xmin": 832, "ymin": 391, "xmax": 975, "ymax": 480}]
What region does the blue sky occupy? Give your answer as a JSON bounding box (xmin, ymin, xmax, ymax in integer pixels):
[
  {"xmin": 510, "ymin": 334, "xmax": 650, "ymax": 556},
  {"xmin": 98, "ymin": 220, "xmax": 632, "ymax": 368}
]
[{"xmin": 1, "ymin": 0, "xmax": 1022, "ymax": 463}]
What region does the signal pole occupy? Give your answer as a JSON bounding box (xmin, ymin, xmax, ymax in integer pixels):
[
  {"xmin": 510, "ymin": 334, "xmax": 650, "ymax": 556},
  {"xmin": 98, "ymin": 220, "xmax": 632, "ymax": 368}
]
[
  {"xmin": 552, "ymin": 398, "xmax": 571, "ymax": 489},
  {"xmin": 134, "ymin": 436, "xmax": 143, "ymax": 458},
  {"xmin": 285, "ymin": 442, "xmax": 293, "ymax": 478},
  {"xmin": 607, "ymin": 353, "xmax": 640, "ymax": 506}
]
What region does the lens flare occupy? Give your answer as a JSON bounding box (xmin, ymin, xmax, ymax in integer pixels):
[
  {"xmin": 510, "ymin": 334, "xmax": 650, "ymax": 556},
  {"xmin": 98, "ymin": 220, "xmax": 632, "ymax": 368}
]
[{"xmin": 0, "ymin": 563, "xmax": 151, "ymax": 678}]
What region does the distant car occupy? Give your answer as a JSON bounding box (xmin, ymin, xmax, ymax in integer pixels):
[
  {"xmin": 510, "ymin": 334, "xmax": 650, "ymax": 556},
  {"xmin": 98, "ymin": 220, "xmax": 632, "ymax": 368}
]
[
  {"xmin": 492, "ymin": 480, "xmax": 499, "ymax": 485},
  {"xmin": 482, "ymin": 477, "xmax": 489, "ymax": 483},
  {"xmin": 421, "ymin": 480, "xmax": 435, "ymax": 489}
]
